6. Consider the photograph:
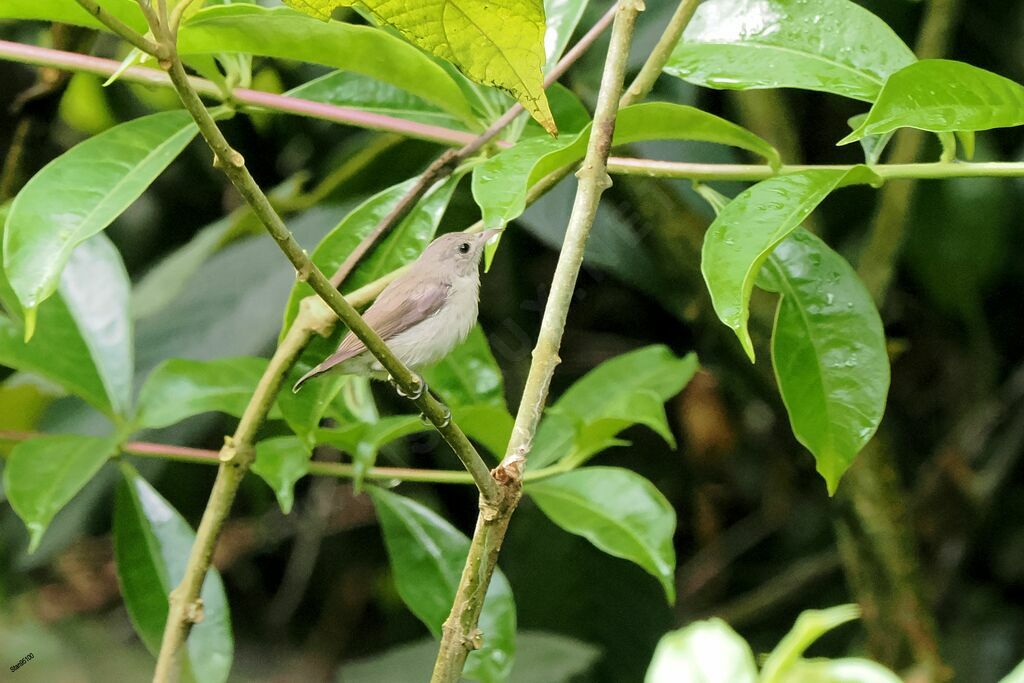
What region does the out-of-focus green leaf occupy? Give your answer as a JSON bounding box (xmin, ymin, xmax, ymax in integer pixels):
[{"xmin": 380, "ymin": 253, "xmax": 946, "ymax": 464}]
[
  {"xmin": 644, "ymin": 619, "xmax": 757, "ymax": 683},
  {"xmin": 423, "ymin": 326, "xmax": 506, "ymax": 409},
  {"xmin": 473, "ymin": 103, "xmax": 779, "ymax": 228},
  {"xmin": 841, "ymin": 60, "xmax": 1024, "ymax": 144},
  {"xmin": 759, "ymin": 604, "xmax": 860, "ymax": 683},
  {"xmin": 318, "ymin": 416, "xmax": 427, "ymax": 491},
  {"xmin": 527, "ymin": 467, "xmax": 677, "ymax": 602},
  {"xmin": 701, "ymin": 167, "xmax": 879, "ymax": 361},
  {"xmin": 135, "ymin": 357, "xmax": 272, "ymax": 429},
  {"xmin": 999, "ymin": 659, "xmax": 1024, "ymax": 683},
  {"xmin": 0, "ymin": 0, "xmax": 146, "ymax": 31},
  {"xmin": 542, "ymin": 0, "xmax": 589, "ymax": 72},
  {"xmin": 58, "ymin": 234, "xmax": 134, "ymax": 419},
  {"xmin": 760, "ymin": 230, "xmax": 889, "ymax": 494},
  {"xmin": 282, "ymin": 0, "xmax": 555, "ymax": 134},
  {"xmin": 368, "ymin": 487, "xmax": 516, "ymax": 682},
  {"xmin": 251, "ymin": 436, "xmax": 312, "ymax": 514},
  {"xmin": 777, "ymin": 658, "xmax": 902, "ymax": 683},
  {"xmin": 3, "ymin": 435, "xmax": 117, "ymax": 553},
  {"xmin": 529, "ymin": 347, "xmax": 697, "ymax": 469},
  {"xmin": 114, "ymin": 464, "xmax": 233, "ymax": 682},
  {"xmin": 178, "ymin": 5, "xmax": 476, "ymax": 125},
  {"xmin": 452, "ymin": 405, "xmax": 514, "ymax": 458},
  {"xmin": 287, "ymin": 72, "xmax": 471, "ymax": 132},
  {"xmin": 665, "ymin": 0, "xmax": 915, "ymax": 102},
  {"xmin": 58, "ymin": 73, "xmax": 117, "ymax": 135},
  {"xmin": 282, "ymin": 175, "xmax": 460, "ymax": 332},
  {"xmin": 3, "ymin": 111, "xmax": 197, "ymax": 324}
]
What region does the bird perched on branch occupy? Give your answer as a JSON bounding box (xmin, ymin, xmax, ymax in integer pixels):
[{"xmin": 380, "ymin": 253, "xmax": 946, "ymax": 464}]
[{"xmin": 293, "ymin": 228, "xmax": 501, "ymax": 395}]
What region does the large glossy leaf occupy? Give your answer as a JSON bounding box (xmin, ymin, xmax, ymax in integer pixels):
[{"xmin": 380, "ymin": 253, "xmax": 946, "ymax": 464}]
[
  {"xmin": 251, "ymin": 436, "xmax": 312, "ymax": 514},
  {"xmin": 664, "ymin": 0, "xmax": 915, "ymax": 102},
  {"xmin": 58, "ymin": 234, "xmax": 134, "ymax": 418},
  {"xmin": 135, "ymin": 357, "xmax": 272, "ymax": 429},
  {"xmin": 645, "ymin": 619, "xmax": 757, "ymax": 683},
  {"xmin": 0, "ymin": 0, "xmax": 147, "ymax": 31},
  {"xmin": 368, "ymin": 487, "xmax": 516, "ymax": 682},
  {"xmin": 318, "ymin": 416, "xmax": 427, "ymax": 491},
  {"xmin": 472, "ymin": 102, "xmax": 780, "ymax": 228},
  {"xmin": 759, "ymin": 230, "xmax": 889, "ymax": 494},
  {"xmin": 701, "ymin": 167, "xmax": 878, "ymax": 361},
  {"xmin": 840, "ymin": 60, "xmax": 1024, "ymax": 144},
  {"xmin": 282, "ymin": 0, "xmax": 555, "ymax": 134},
  {"xmin": 423, "ymin": 326, "xmax": 507, "ymax": 409},
  {"xmin": 3, "ymin": 111, "xmax": 197, "ymax": 323},
  {"xmin": 527, "ymin": 467, "xmax": 677, "ymax": 602},
  {"xmin": 3, "ymin": 435, "xmax": 117, "ymax": 553},
  {"xmin": 529, "ymin": 346, "xmax": 697, "ymax": 469},
  {"xmin": 286, "ymin": 72, "xmax": 471, "ymax": 132},
  {"xmin": 114, "ymin": 464, "xmax": 233, "ymax": 683},
  {"xmin": 178, "ymin": 5, "xmax": 476, "ymax": 125},
  {"xmin": 282, "ymin": 175, "xmax": 460, "ymax": 332}
]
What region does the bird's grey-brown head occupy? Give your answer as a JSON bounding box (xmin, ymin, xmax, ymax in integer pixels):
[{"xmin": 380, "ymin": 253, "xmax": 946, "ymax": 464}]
[{"xmin": 418, "ymin": 229, "xmax": 501, "ymax": 278}]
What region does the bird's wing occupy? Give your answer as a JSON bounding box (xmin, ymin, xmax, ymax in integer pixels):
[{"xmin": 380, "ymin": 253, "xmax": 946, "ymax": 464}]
[{"xmin": 316, "ymin": 276, "xmax": 449, "ymax": 370}]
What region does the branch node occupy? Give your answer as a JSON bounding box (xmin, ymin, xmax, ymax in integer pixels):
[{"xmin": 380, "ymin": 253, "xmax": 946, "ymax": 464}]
[
  {"xmin": 492, "ymin": 453, "xmax": 525, "ymax": 487},
  {"xmin": 185, "ymin": 598, "xmax": 205, "ymax": 624},
  {"xmin": 464, "ymin": 629, "xmax": 484, "ymax": 651},
  {"xmin": 219, "ymin": 436, "xmax": 254, "ymax": 465},
  {"xmin": 296, "ymin": 254, "xmax": 314, "ymax": 282}
]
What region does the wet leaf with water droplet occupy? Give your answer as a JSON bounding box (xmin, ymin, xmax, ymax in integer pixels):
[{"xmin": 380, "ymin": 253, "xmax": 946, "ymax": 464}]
[{"xmin": 760, "ymin": 230, "xmax": 889, "ymax": 494}]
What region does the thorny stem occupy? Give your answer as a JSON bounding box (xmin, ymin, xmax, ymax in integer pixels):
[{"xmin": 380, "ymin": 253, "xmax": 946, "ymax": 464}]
[
  {"xmin": 429, "ymin": 2, "xmax": 646, "ymax": 682},
  {"xmin": 619, "ymin": 0, "xmax": 700, "ymax": 108}
]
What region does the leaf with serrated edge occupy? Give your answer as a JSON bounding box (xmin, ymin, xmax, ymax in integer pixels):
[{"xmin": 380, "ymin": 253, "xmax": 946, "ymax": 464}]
[{"xmin": 281, "ymin": 0, "xmax": 555, "ymax": 134}]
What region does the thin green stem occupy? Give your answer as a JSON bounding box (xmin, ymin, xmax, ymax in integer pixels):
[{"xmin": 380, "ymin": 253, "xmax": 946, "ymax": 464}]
[
  {"xmin": 619, "ymin": 0, "xmax": 700, "ymax": 108},
  {"xmin": 72, "ymin": 0, "xmax": 162, "ymax": 55},
  {"xmin": 429, "ymin": 2, "xmax": 646, "ymax": 681},
  {"xmin": 605, "ymin": 159, "xmax": 1024, "ymax": 180}
]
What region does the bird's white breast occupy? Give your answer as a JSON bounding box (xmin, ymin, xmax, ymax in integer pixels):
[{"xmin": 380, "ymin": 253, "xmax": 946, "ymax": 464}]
[{"xmin": 369, "ymin": 274, "xmax": 480, "ymax": 371}]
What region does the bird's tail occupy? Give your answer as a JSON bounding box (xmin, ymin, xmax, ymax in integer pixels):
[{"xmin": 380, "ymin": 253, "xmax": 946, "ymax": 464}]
[{"xmin": 292, "ymin": 363, "xmax": 326, "ymax": 393}]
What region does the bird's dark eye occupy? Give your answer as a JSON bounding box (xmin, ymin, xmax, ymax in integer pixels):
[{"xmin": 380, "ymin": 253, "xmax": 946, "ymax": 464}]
[{"xmin": 458, "ymin": 242, "xmax": 470, "ymax": 254}]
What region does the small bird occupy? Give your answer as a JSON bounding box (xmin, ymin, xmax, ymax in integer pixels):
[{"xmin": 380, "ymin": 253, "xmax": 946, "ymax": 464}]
[{"xmin": 293, "ymin": 228, "xmax": 501, "ymax": 394}]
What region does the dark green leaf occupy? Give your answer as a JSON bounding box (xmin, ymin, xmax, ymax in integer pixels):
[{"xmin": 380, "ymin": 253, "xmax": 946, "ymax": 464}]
[
  {"xmin": 527, "ymin": 467, "xmax": 677, "ymax": 601},
  {"xmin": 178, "ymin": 5, "xmax": 476, "ymax": 125},
  {"xmin": 452, "ymin": 405, "xmax": 514, "ymax": 459},
  {"xmin": 701, "ymin": 167, "xmax": 879, "ymax": 360},
  {"xmin": 665, "ymin": 0, "xmax": 915, "ymax": 102},
  {"xmin": 841, "ymin": 60, "xmax": 1024, "ymax": 144},
  {"xmin": 760, "ymin": 230, "xmax": 889, "ymax": 494},
  {"xmin": 114, "ymin": 464, "xmax": 233, "ymax": 682},
  {"xmin": 4, "ymin": 111, "xmax": 197, "ymax": 321},
  {"xmin": 135, "ymin": 357, "xmax": 272, "ymax": 429},
  {"xmin": 473, "ymin": 102, "xmax": 779, "ymax": 228},
  {"xmin": 645, "ymin": 619, "xmax": 757, "ymax": 683},
  {"xmin": 368, "ymin": 487, "xmax": 516, "ymax": 682},
  {"xmin": 251, "ymin": 436, "xmax": 312, "ymax": 514},
  {"xmin": 3, "ymin": 434, "xmax": 117, "ymax": 553},
  {"xmin": 282, "ymin": 175, "xmax": 460, "ymax": 332}
]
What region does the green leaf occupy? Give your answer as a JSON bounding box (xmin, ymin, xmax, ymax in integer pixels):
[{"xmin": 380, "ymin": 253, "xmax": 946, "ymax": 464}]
[
  {"xmin": 368, "ymin": 487, "xmax": 516, "ymax": 682},
  {"xmin": 565, "ymin": 389, "xmax": 675, "ymax": 466},
  {"xmin": 644, "ymin": 619, "xmax": 757, "ymax": 683},
  {"xmin": 701, "ymin": 167, "xmax": 879, "ymax": 361},
  {"xmin": 251, "ymin": 436, "xmax": 312, "ymax": 514},
  {"xmin": 277, "ymin": 364, "xmax": 344, "ymax": 449},
  {"xmin": 3, "ymin": 435, "xmax": 117, "ymax": 553},
  {"xmin": 665, "ymin": 0, "xmax": 915, "ymax": 102},
  {"xmin": 286, "ymin": 71, "xmax": 471, "ymax": 132},
  {"xmin": 543, "ymin": 0, "xmax": 589, "ymax": 72},
  {"xmin": 178, "ymin": 5, "xmax": 476, "ymax": 126},
  {"xmin": 58, "ymin": 234, "xmax": 134, "ymax": 418},
  {"xmin": 760, "ymin": 604, "xmax": 860, "ymax": 683},
  {"xmin": 776, "ymin": 658, "xmax": 902, "ymax": 683},
  {"xmin": 527, "ymin": 467, "xmax": 677, "ymax": 602},
  {"xmin": 452, "ymin": 404, "xmax": 514, "ymax": 458},
  {"xmin": 135, "ymin": 357, "xmax": 273, "ymax": 429},
  {"xmin": 760, "ymin": 230, "xmax": 889, "ymax": 494},
  {"xmin": 846, "ymin": 113, "xmax": 893, "ymax": 166},
  {"xmin": 840, "ymin": 60, "xmax": 1024, "ymax": 144},
  {"xmin": 282, "ymin": 0, "xmax": 556, "ymax": 135},
  {"xmin": 472, "ymin": 102, "xmax": 780, "ymax": 228},
  {"xmin": 529, "ymin": 346, "xmax": 698, "ymax": 469},
  {"xmin": 999, "ymin": 659, "xmax": 1024, "ymax": 683},
  {"xmin": 318, "ymin": 416, "xmax": 427, "ymax": 491},
  {"xmin": 114, "ymin": 464, "xmax": 233, "ymax": 682},
  {"xmin": 0, "ymin": 0, "xmax": 147, "ymax": 31},
  {"xmin": 423, "ymin": 326, "xmax": 507, "ymax": 409},
  {"xmin": 282, "ymin": 175, "xmax": 460, "ymax": 332},
  {"xmin": 3, "ymin": 111, "xmax": 197, "ymax": 322}
]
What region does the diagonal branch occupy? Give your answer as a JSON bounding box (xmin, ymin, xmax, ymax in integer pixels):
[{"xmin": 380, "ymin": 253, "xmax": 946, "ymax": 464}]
[{"xmin": 429, "ymin": 2, "xmax": 647, "ymax": 681}]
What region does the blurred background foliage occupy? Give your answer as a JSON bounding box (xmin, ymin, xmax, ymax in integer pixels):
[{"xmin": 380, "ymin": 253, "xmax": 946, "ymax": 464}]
[{"xmin": 1, "ymin": 1, "xmax": 1023, "ymax": 681}]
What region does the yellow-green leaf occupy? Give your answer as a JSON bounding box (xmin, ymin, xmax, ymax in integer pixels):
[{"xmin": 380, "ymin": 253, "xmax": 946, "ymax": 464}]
[{"xmin": 283, "ymin": 0, "xmax": 557, "ymax": 135}]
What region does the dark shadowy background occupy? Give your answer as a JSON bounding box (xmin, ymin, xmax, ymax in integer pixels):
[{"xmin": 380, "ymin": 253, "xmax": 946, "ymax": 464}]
[{"xmin": 1, "ymin": 1, "xmax": 1023, "ymax": 681}]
